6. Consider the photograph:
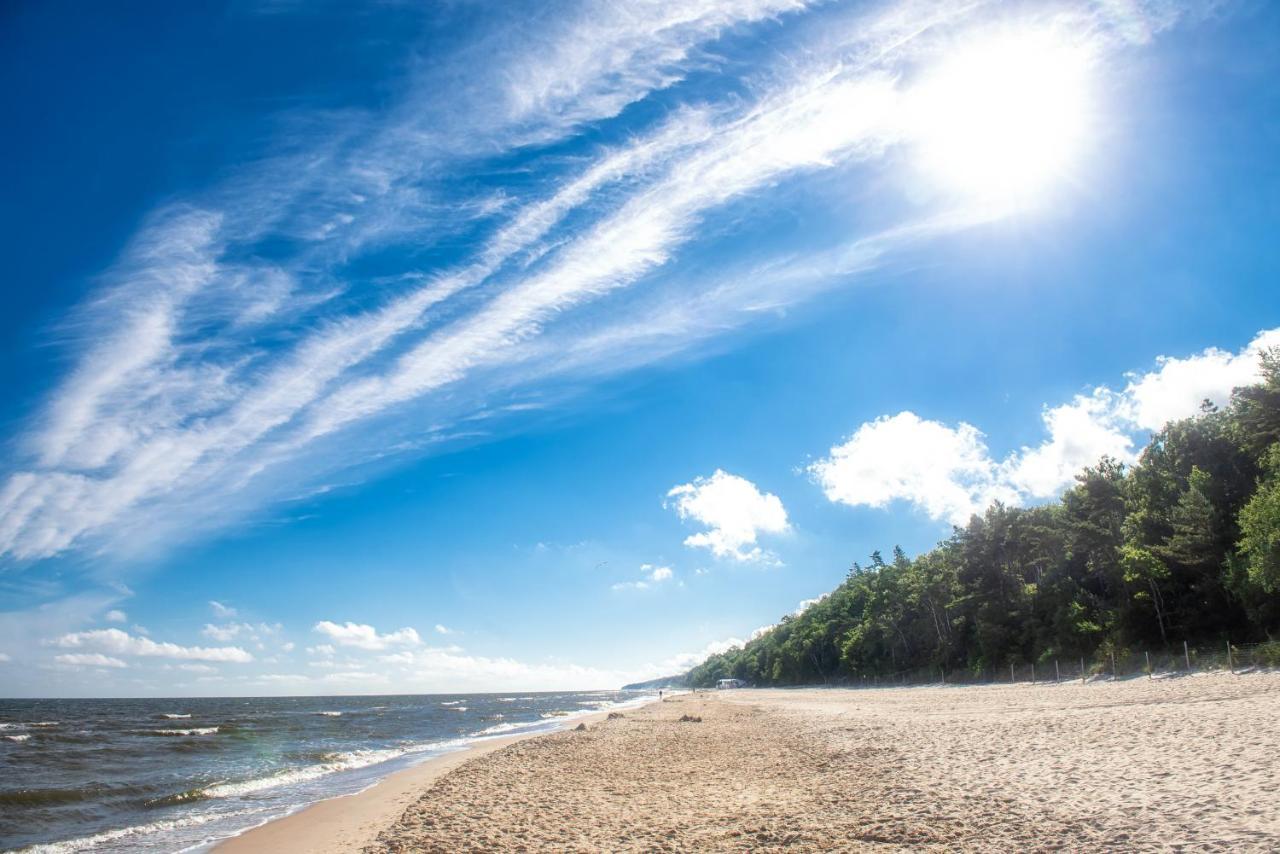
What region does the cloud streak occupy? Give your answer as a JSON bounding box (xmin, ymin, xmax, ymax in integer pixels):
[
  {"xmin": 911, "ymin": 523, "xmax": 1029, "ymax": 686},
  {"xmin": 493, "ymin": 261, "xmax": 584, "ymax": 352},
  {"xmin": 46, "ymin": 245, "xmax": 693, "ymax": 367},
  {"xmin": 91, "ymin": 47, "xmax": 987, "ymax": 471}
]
[{"xmin": 0, "ymin": 0, "xmax": 1195, "ymax": 562}]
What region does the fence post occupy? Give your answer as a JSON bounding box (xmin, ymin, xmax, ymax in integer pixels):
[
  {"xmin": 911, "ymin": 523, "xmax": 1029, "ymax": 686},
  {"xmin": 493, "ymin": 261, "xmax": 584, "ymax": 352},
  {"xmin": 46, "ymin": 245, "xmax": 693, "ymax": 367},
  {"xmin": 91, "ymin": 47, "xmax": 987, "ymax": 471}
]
[
  {"xmin": 1010, "ymin": 662, "xmax": 1015, "ymax": 683},
  {"xmin": 1031, "ymin": 662, "xmax": 1036, "ymax": 683},
  {"xmin": 1111, "ymin": 650, "xmax": 1117, "ymax": 680},
  {"xmin": 1055, "ymin": 659, "xmax": 1060, "ymax": 683},
  {"xmin": 1227, "ymin": 640, "xmax": 1233, "ymax": 674},
  {"xmin": 1080, "ymin": 656, "xmax": 1086, "ymax": 684},
  {"xmin": 1184, "ymin": 640, "xmax": 1191, "ymax": 672},
  {"xmin": 1145, "ymin": 650, "xmax": 1151, "ymax": 679}
]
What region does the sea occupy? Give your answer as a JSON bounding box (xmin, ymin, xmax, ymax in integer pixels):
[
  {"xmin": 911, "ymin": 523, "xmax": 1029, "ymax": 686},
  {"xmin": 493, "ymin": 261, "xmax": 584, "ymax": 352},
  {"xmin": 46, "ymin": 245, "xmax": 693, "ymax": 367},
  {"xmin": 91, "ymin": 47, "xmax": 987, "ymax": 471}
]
[{"xmin": 0, "ymin": 690, "xmax": 654, "ymax": 852}]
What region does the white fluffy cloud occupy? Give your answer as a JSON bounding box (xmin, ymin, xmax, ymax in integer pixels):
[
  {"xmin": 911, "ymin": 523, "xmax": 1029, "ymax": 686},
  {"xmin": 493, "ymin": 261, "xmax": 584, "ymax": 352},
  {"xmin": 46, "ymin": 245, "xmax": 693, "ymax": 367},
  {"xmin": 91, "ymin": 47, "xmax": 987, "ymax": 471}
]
[
  {"xmin": 666, "ymin": 470, "xmax": 789, "ymax": 561},
  {"xmin": 809, "ymin": 412, "xmax": 1013, "ymax": 527},
  {"xmin": 1001, "ymin": 390, "xmax": 1136, "ymax": 499},
  {"xmin": 313, "ymin": 621, "xmax": 421, "ymax": 651},
  {"xmin": 54, "ymin": 628, "xmax": 253, "ymax": 663},
  {"xmin": 1121, "ymin": 328, "xmax": 1280, "ymax": 429},
  {"xmin": 104, "ymin": 609, "xmax": 127, "ymax": 623},
  {"xmin": 55, "ymin": 652, "xmax": 128, "ymax": 668},
  {"xmin": 612, "ymin": 563, "xmax": 676, "ymax": 591},
  {"xmin": 812, "ymin": 329, "xmax": 1280, "ymax": 525}
]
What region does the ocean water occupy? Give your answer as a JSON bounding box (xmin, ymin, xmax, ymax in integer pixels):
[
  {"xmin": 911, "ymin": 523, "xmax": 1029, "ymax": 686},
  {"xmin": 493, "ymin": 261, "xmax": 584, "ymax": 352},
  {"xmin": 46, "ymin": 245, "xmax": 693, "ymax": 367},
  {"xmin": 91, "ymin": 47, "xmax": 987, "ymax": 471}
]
[{"xmin": 0, "ymin": 691, "xmax": 652, "ymax": 853}]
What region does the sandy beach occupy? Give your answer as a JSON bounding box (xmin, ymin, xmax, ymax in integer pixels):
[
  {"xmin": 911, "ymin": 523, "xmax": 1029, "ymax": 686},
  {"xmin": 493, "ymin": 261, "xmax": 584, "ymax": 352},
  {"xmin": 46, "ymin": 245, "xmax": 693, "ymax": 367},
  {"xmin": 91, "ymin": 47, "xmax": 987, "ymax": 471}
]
[{"xmin": 223, "ymin": 672, "xmax": 1280, "ymax": 852}]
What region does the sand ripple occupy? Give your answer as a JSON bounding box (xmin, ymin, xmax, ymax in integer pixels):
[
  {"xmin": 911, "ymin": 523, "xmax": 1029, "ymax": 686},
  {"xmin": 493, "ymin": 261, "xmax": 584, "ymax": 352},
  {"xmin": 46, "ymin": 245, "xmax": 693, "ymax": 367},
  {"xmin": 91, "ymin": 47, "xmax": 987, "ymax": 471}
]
[{"xmin": 366, "ymin": 672, "xmax": 1280, "ymax": 852}]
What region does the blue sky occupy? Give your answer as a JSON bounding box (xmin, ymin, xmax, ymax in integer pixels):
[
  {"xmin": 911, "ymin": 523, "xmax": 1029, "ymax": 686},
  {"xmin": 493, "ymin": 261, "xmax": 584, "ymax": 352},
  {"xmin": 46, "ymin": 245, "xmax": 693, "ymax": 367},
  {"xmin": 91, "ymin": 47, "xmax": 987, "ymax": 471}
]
[{"xmin": 1, "ymin": 0, "xmax": 1277, "ymax": 696}]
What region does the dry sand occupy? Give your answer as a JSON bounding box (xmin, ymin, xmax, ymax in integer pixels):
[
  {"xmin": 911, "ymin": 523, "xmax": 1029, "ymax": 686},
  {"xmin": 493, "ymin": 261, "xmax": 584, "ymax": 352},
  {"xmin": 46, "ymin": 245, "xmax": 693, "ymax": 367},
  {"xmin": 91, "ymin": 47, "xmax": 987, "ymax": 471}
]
[{"xmin": 231, "ymin": 672, "xmax": 1280, "ymax": 852}]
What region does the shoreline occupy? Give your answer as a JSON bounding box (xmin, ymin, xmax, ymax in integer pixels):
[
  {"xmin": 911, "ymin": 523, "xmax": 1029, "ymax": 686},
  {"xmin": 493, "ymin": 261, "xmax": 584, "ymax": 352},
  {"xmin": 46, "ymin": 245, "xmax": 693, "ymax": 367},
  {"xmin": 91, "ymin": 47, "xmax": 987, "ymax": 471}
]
[
  {"xmin": 212, "ymin": 701, "xmax": 655, "ymax": 853},
  {"xmin": 214, "ymin": 674, "xmax": 1280, "ymax": 850}
]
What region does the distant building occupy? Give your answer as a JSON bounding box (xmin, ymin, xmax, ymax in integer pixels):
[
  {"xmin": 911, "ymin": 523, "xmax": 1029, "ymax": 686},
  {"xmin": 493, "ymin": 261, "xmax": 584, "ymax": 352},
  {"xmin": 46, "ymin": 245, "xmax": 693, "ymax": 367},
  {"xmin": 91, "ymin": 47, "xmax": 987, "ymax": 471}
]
[{"xmin": 716, "ymin": 678, "xmax": 745, "ymax": 689}]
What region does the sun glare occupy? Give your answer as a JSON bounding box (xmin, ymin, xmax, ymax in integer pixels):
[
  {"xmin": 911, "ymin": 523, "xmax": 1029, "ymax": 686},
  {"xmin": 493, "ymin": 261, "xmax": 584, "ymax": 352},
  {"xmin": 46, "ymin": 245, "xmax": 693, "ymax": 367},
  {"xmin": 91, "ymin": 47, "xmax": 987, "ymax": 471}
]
[{"xmin": 906, "ymin": 27, "xmax": 1094, "ymax": 206}]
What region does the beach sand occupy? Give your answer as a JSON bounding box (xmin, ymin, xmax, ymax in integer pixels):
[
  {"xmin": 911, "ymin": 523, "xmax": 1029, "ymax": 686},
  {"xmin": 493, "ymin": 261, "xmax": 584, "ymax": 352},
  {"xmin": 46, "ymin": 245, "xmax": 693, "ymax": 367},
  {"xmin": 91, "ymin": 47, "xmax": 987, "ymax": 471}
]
[{"xmin": 226, "ymin": 672, "xmax": 1280, "ymax": 852}]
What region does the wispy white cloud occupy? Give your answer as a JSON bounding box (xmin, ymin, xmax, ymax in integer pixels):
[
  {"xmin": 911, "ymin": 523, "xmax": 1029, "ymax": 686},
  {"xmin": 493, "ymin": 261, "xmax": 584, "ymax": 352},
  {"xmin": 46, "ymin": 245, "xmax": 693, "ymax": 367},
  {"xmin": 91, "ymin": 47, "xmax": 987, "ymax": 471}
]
[
  {"xmin": 55, "ymin": 653, "xmax": 128, "ymax": 669},
  {"xmin": 364, "ymin": 644, "xmax": 638, "ymax": 693},
  {"xmin": 658, "ymin": 625, "xmax": 775, "ymax": 672},
  {"xmin": 667, "ymin": 470, "xmax": 789, "ymax": 561},
  {"xmin": 201, "ymin": 621, "xmax": 280, "ymax": 643},
  {"xmin": 0, "ymin": 0, "xmax": 1202, "ymax": 562},
  {"xmin": 812, "ymin": 328, "xmax": 1280, "ymax": 525},
  {"xmin": 104, "ymin": 609, "xmax": 127, "ymax": 623},
  {"xmin": 209, "ymin": 601, "xmax": 238, "ymax": 618}
]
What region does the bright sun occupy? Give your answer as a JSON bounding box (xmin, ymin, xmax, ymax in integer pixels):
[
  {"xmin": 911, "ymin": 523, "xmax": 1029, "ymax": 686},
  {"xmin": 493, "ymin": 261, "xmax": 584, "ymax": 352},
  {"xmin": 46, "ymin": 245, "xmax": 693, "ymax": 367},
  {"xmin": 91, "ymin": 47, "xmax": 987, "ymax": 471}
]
[{"xmin": 906, "ymin": 27, "xmax": 1094, "ymax": 205}]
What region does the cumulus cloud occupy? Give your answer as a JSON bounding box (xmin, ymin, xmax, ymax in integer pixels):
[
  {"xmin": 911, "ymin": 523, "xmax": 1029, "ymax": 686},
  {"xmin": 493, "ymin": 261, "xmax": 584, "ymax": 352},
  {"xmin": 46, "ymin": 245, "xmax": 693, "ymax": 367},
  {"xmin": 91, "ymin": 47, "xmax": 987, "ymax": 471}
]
[
  {"xmin": 434, "ymin": 624, "xmax": 454, "ymax": 635},
  {"xmin": 667, "ymin": 470, "xmax": 788, "ymax": 561},
  {"xmin": 313, "ymin": 621, "xmax": 421, "ymax": 651},
  {"xmin": 612, "ymin": 563, "xmax": 676, "ymax": 591},
  {"xmin": 1121, "ymin": 328, "xmax": 1280, "ymax": 429},
  {"xmin": 812, "ymin": 329, "xmax": 1280, "ymax": 525},
  {"xmin": 55, "ymin": 652, "xmax": 128, "ymax": 668},
  {"xmin": 53, "ymin": 628, "xmax": 253, "ymax": 663},
  {"xmin": 809, "ymin": 412, "xmax": 1012, "ymax": 527}
]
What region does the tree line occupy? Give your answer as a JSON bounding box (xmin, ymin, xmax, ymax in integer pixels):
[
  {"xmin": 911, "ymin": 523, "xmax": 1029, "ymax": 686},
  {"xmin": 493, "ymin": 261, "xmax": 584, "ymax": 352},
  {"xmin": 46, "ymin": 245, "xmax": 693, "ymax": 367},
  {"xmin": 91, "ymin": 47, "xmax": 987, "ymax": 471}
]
[{"xmin": 686, "ymin": 350, "xmax": 1280, "ymax": 688}]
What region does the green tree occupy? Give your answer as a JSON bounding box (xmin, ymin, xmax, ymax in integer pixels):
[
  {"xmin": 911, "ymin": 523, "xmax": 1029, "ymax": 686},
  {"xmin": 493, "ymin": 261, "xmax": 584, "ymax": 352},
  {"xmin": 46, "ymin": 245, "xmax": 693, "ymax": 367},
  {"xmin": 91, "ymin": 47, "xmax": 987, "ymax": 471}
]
[{"xmin": 1238, "ymin": 445, "xmax": 1280, "ymax": 595}]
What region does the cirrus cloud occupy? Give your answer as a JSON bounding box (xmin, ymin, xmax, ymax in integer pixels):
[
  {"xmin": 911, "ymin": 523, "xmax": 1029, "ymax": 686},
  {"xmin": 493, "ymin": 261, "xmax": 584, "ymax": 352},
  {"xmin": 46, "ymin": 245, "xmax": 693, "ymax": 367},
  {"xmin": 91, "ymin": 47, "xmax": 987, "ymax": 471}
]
[{"xmin": 0, "ymin": 0, "xmax": 1187, "ymax": 565}]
